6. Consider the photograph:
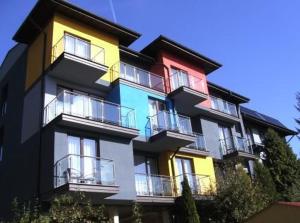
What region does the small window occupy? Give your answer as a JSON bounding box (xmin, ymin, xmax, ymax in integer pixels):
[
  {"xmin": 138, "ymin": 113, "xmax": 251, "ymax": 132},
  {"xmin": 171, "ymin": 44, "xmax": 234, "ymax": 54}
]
[
  {"xmin": 1, "ymin": 85, "xmax": 8, "ymax": 117},
  {"xmin": 0, "ymin": 129, "xmax": 4, "ymax": 162}
]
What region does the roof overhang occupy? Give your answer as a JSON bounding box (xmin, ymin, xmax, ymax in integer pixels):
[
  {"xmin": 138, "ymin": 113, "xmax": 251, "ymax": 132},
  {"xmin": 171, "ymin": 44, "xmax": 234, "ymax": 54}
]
[
  {"xmin": 13, "ymin": 0, "xmax": 141, "ymax": 46},
  {"xmin": 119, "ymin": 45, "xmax": 155, "ymax": 65},
  {"xmin": 208, "ymin": 81, "xmax": 250, "ymax": 104},
  {"xmin": 242, "ymin": 113, "xmax": 297, "ymax": 136},
  {"xmin": 140, "ymin": 35, "xmax": 222, "ymax": 74}
]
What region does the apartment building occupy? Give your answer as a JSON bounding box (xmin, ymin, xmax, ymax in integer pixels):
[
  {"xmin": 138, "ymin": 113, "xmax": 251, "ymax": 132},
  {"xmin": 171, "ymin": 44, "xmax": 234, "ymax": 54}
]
[{"xmin": 0, "ymin": 0, "xmax": 296, "ymax": 222}]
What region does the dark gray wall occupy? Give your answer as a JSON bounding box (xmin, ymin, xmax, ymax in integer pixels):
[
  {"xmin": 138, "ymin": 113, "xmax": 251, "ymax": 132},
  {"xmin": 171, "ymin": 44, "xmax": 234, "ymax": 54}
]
[
  {"xmin": 100, "ymin": 135, "xmax": 136, "ymax": 202},
  {"xmin": 21, "ymin": 80, "xmax": 42, "ymax": 143},
  {"xmin": 53, "ymin": 130, "xmax": 136, "ymax": 203}
]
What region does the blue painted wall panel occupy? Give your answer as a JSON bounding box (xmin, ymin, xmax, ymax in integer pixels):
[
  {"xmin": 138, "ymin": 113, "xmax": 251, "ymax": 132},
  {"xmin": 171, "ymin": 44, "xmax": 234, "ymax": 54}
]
[{"xmin": 119, "ymin": 84, "xmax": 173, "ymax": 136}]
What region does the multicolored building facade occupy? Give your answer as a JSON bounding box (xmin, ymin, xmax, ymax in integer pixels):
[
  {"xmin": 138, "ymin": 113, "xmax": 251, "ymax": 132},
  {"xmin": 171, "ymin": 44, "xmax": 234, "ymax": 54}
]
[{"xmin": 0, "ymin": 0, "xmax": 296, "ymax": 222}]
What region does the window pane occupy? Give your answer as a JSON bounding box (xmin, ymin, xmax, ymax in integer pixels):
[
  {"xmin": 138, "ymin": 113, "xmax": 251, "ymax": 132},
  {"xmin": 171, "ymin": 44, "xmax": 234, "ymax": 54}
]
[{"xmin": 64, "ymin": 35, "xmax": 75, "ymax": 54}]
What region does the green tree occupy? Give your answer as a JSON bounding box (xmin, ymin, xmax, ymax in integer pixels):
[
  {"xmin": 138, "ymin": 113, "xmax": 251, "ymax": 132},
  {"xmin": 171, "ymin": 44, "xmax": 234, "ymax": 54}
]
[
  {"xmin": 11, "ymin": 193, "xmax": 110, "ymax": 223},
  {"xmin": 253, "ymin": 161, "xmax": 277, "ymax": 205},
  {"xmin": 132, "ymin": 202, "xmax": 142, "ymax": 223},
  {"xmin": 181, "ymin": 177, "xmax": 200, "ymax": 223},
  {"xmin": 213, "ymin": 166, "xmax": 263, "ymax": 223},
  {"xmin": 263, "ymin": 128, "xmax": 299, "ymax": 201}
]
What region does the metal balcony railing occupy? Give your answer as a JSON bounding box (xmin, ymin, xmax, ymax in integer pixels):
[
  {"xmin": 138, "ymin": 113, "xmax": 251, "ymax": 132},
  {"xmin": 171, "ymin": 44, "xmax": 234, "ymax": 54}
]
[
  {"xmin": 44, "ymin": 90, "xmax": 136, "ymax": 129},
  {"xmin": 54, "ymin": 154, "xmax": 115, "ymax": 188},
  {"xmin": 52, "ymin": 34, "xmax": 105, "ymax": 65},
  {"xmin": 112, "ymin": 62, "xmax": 165, "ymax": 92},
  {"xmin": 167, "ymin": 70, "xmax": 206, "ymax": 94},
  {"xmin": 220, "ymin": 136, "xmax": 254, "ymax": 155},
  {"xmin": 175, "ymin": 173, "xmax": 211, "ymax": 196},
  {"xmin": 210, "ymin": 96, "xmax": 238, "ymax": 117},
  {"xmin": 186, "ymin": 133, "xmax": 208, "ymax": 151},
  {"xmin": 145, "ymin": 111, "xmax": 194, "ymax": 138},
  {"xmin": 135, "ymin": 173, "xmax": 174, "ymax": 197}
]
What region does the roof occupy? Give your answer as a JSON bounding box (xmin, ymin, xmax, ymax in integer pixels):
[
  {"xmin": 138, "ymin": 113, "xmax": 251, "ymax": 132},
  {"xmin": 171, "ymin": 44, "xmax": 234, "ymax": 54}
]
[
  {"xmin": 119, "ymin": 45, "xmax": 155, "ymax": 64},
  {"xmin": 208, "ymin": 81, "xmax": 250, "ymax": 103},
  {"xmin": 13, "ymin": 0, "xmax": 141, "ymax": 46},
  {"xmin": 241, "ymin": 106, "xmax": 297, "ymax": 136},
  {"xmin": 0, "ymin": 44, "xmax": 27, "ymax": 82},
  {"xmin": 140, "ymin": 35, "xmax": 222, "ymax": 74}
]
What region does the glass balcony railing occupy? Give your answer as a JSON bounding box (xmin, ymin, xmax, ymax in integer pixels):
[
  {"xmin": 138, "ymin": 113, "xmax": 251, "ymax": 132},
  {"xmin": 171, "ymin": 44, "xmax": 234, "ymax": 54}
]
[
  {"xmin": 175, "ymin": 174, "xmax": 211, "ymax": 196},
  {"xmin": 54, "ymin": 154, "xmax": 115, "ymax": 188},
  {"xmin": 220, "ymin": 136, "xmax": 253, "ymax": 155},
  {"xmin": 167, "ymin": 70, "xmax": 206, "ymax": 94},
  {"xmin": 44, "ymin": 90, "xmax": 136, "ymax": 129},
  {"xmin": 210, "ymin": 96, "xmax": 238, "ymax": 117},
  {"xmin": 145, "ymin": 111, "xmax": 194, "ymax": 138},
  {"xmin": 186, "ymin": 133, "xmax": 208, "ymax": 151},
  {"xmin": 52, "ymin": 34, "xmax": 105, "ymax": 65},
  {"xmin": 135, "ymin": 173, "xmax": 174, "ymax": 197},
  {"xmin": 112, "ymin": 62, "xmax": 165, "ymax": 92}
]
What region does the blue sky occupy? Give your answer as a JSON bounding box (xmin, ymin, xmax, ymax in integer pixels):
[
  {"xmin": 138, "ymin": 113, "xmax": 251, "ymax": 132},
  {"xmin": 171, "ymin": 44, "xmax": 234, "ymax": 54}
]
[{"xmin": 1, "ymin": 0, "xmax": 299, "ymax": 155}]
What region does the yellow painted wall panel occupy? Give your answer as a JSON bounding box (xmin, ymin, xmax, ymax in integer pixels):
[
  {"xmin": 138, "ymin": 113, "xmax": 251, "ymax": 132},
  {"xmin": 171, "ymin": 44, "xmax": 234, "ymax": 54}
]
[
  {"xmin": 159, "ymin": 151, "xmax": 216, "ymax": 193},
  {"xmin": 52, "ymin": 13, "xmax": 120, "ymax": 82},
  {"xmin": 25, "ymin": 21, "xmax": 53, "ymax": 90}
]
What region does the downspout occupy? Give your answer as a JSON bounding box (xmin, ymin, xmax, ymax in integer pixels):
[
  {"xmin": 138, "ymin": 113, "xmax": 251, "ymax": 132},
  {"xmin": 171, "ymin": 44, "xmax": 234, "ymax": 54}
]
[{"xmin": 29, "ymin": 17, "xmax": 47, "ymax": 199}]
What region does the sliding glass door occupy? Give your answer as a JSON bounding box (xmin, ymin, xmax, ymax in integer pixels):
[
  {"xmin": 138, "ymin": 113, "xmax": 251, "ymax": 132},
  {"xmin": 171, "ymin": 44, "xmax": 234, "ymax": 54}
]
[
  {"xmin": 176, "ymin": 158, "xmax": 197, "ymax": 193},
  {"xmin": 218, "ymin": 125, "xmax": 234, "ymax": 154}
]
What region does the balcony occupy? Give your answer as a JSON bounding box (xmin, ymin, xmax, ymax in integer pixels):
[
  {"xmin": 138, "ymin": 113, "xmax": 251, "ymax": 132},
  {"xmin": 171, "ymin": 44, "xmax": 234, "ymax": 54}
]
[
  {"xmin": 135, "ymin": 173, "xmax": 175, "ymax": 203},
  {"xmin": 54, "ymin": 154, "xmax": 119, "ymax": 198},
  {"xmin": 145, "ymin": 111, "xmax": 196, "ymax": 152},
  {"xmin": 175, "ymin": 174, "xmax": 212, "ymax": 197},
  {"xmin": 112, "ymin": 62, "xmax": 165, "ymax": 93},
  {"xmin": 48, "ymin": 34, "xmax": 108, "ymax": 88},
  {"xmin": 181, "ymin": 133, "xmax": 210, "ymax": 156},
  {"xmin": 167, "ymin": 72, "xmax": 208, "ymax": 115},
  {"xmin": 195, "ymin": 96, "xmax": 240, "ymax": 122},
  {"xmin": 44, "ymin": 90, "xmax": 139, "ymax": 138},
  {"xmin": 220, "ymin": 136, "xmax": 257, "ymax": 159}
]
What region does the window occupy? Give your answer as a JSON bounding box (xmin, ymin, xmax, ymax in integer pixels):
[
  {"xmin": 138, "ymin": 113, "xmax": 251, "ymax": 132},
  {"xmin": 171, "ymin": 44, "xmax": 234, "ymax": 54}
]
[
  {"xmin": 0, "ymin": 129, "xmax": 3, "ymax": 162},
  {"xmin": 252, "ymin": 128, "xmax": 263, "ymax": 144},
  {"xmin": 1, "ymin": 85, "xmax": 8, "ymax": 117},
  {"xmin": 67, "ymin": 135, "xmax": 98, "ymax": 182},
  {"xmin": 134, "ymin": 154, "xmax": 158, "ymax": 175},
  {"xmin": 64, "ymin": 34, "xmax": 91, "ymax": 60},
  {"xmin": 148, "ymin": 98, "xmax": 167, "ymax": 131},
  {"xmin": 175, "ymin": 157, "xmax": 198, "ymax": 193},
  {"xmin": 219, "ymin": 125, "xmax": 234, "ymax": 154},
  {"xmin": 170, "ymin": 67, "xmax": 189, "ymax": 90}
]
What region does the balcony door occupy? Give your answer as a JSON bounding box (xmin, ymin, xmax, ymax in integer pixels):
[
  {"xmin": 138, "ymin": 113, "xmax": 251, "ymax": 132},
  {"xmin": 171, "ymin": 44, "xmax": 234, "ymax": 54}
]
[
  {"xmin": 176, "ymin": 157, "xmax": 197, "ymax": 194},
  {"xmin": 67, "ymin": 136, "xmax": 97, "ymax": 184},
  {"xmin": 148, "ymin": 98, "xmax": 166, "ymax": 132},
  {"xmin": 219, "ymin": 125, "xmax": 234, "ymax": 154},
  {"xmin": 64, "ymin": 34, "xmax": 91, "ymax": 60},
  {"xmin": 134, "ymin": 155, "xmax": 158, "ymax": 196}
]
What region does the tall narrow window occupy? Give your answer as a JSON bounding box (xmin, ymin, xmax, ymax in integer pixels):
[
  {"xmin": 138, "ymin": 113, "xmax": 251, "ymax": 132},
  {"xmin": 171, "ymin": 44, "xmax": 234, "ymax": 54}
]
[
  {"xmin": 0, "ymin": 129, "xmax": 4, "ymax": 162},
  {"xmin": 219, "ymin": 125, "xmax": 234, "ymax": 154},
  {"xmin": 148, "ymin": 98, "xmax": 166, "ymax": 131},
  {"xmin": 67, "ymin": 135, "xmax": 97, "ymax": 183},
  {"xmin": 176, "ymin": 157, "xmax": 197, "ymax": 193}
]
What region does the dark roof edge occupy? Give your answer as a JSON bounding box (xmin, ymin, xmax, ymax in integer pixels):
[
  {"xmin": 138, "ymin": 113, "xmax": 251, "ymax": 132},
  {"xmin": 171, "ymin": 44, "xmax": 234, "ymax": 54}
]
[
  {"xmin": 13, "ymin": 0, "xmax": 141, "ymax": 43},
  {"xmin": 119, "ymin": 45, "xmax": 155, "ymax": 63},
  {"xmin": 158, "ymin": 35, "xmax": 222, "ymax": 68},
  {"xmin": 241, "ymin": 110, "xmax": 297, "ymax": 135},
  {"xmin": 208, "ymin": 81, "xmax": 250, "ymax": 103}
]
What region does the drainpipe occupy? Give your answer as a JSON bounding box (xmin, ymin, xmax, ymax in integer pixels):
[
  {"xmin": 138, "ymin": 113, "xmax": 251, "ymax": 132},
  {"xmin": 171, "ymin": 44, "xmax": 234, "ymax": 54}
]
[{"xmin": 29, "ymin": 17, "xmax": 47, "ymax": 199}]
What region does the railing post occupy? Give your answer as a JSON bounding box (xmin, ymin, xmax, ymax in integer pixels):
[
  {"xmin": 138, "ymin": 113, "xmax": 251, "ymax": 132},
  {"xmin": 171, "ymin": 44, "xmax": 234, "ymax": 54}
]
[{"xmin": 101, "ymin": 101, "xmax": 104, "ymax": 122}]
